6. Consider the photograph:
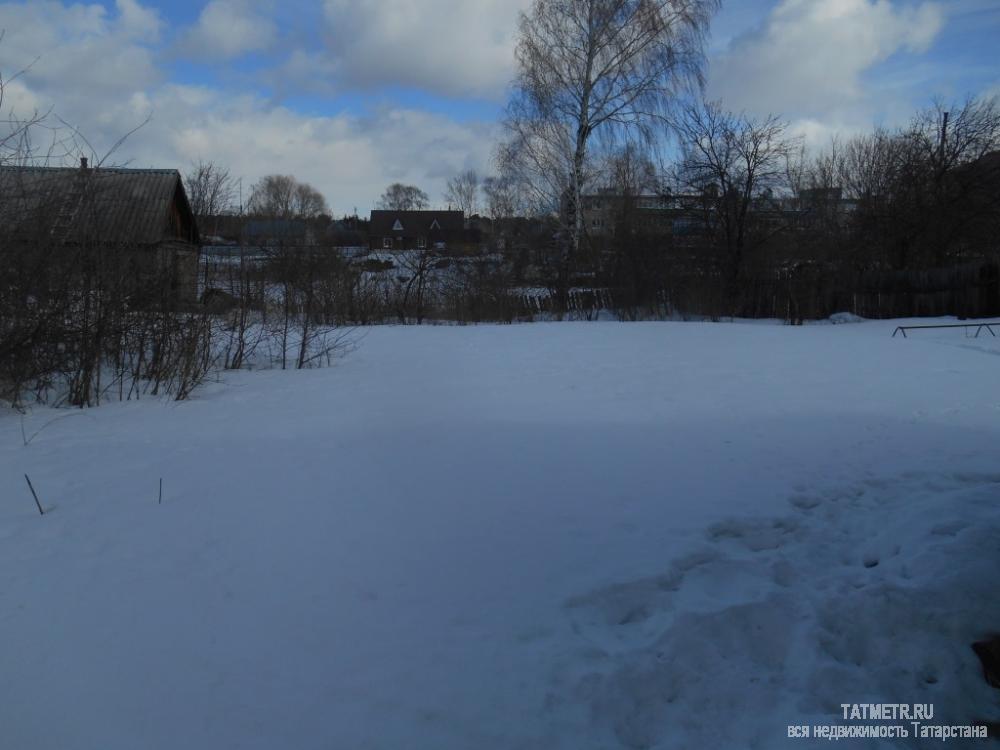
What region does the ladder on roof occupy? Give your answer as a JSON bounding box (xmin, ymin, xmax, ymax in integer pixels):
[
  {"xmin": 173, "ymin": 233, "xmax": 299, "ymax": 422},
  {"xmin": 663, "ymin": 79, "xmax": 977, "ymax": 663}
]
[{"xmin": 49, "ymin": 171, "xmax": 89, "ymax": 242}]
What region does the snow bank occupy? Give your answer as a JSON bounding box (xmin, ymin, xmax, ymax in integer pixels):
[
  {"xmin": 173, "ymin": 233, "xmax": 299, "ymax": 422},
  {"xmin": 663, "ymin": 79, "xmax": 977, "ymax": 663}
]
[{"xmin": 828, "ymin": 311, "xmax": 867, "ymax": 324}]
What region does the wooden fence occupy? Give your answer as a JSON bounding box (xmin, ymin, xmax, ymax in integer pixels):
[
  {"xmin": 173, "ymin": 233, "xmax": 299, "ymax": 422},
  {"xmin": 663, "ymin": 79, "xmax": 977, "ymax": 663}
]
[{"xmin": 511, "ymin": 259, "xmax": 1000, "ymax": 322}]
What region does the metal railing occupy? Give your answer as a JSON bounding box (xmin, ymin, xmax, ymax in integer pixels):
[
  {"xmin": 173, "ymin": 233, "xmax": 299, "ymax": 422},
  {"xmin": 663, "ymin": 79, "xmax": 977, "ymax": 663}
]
[{"xmin": 892, "ymin": 322, "xmax": 999, "ymax": 338}]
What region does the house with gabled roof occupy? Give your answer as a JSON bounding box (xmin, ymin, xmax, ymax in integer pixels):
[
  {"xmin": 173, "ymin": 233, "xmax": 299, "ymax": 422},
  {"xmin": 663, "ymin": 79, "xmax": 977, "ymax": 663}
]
[
  {"xmin": 368, "ymin": 210, "xmax": 480, "ymax": 254},
  {"xmin": 0, "ymin": 159, "xmax": 201, "ymax": 303}
]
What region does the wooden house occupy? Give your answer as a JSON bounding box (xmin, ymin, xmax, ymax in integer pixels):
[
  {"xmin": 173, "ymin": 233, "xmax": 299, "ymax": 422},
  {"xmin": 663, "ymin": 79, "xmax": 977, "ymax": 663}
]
[
  {"xmin": 0, "ymin": 160, "xmax": 200, "ymax": 304},
  {"xmin": 368, "ymin": 210, "xmax": 480, "ymax": 254}
]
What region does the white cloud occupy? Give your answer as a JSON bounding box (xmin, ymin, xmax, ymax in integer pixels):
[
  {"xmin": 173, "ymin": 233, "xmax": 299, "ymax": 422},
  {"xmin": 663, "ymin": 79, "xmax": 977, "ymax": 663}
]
[
  {"xmin": 178, "ymin": 0, "xmax": 277, "ymax": 61},
  {"xmin": 259, "ymin": 49, "xmax": 341, "ymax": 99},
  {"xmin": 0, "ymin": 1, "xmax": 163, "ymax": 127},
  {"xmin": 709, "ymin": 0, "xmax": 945, "ymax": 123},
  {"xmin": 0, "ymin": 1, "xmax": 494, "ymax": 213},
  {"xmin": 784, "ymin": 117, "xmax": 856, "ymax": 151},
  {"xmin": 321, "ymin": 0, "xmax": 531, "ymax": 100},
  {"xmin": 131, "ymin": 89, "xmax": 496, "ymax": 214},
  {"xmin": 115, "ymin": 0, "xmax": 163, "ymax": 43}
]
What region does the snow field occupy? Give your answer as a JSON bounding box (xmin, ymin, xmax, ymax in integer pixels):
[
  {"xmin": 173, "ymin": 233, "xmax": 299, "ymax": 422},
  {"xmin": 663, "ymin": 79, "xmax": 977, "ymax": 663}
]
[{"xmin": 1, "ymin": 318, "xmax": 999, "ymax": 749}]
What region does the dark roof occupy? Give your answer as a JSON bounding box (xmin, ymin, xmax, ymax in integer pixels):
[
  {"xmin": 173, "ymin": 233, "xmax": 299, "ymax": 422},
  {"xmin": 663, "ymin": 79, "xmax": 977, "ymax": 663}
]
[
  {"xmin": 0, "ymin": 165, "xmax": 198, "ymax": 245},
  {"xmin": 369, "ymin": 210, "xmax": 464, "ymax": 235},
  {"xmin": 243, "ymin": 218, "xmax": 309, "ymax": 239},
  {"xmin": 954, "ymin": 150, "xmax": 1000, "ymax": 187}
]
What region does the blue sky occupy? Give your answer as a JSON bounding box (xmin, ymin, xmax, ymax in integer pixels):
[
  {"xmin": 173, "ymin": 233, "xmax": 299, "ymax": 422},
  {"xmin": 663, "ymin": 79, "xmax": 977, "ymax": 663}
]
[{"xmin": 0, "ymin": 0, "xmax": 997, "ymax": 213}]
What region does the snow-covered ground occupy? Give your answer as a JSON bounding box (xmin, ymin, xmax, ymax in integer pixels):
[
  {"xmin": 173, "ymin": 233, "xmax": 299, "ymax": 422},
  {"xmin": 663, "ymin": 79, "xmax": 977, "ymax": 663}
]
[{"xmin": 2, "ymin": 318, "xmax": 999, "ymax": 749}]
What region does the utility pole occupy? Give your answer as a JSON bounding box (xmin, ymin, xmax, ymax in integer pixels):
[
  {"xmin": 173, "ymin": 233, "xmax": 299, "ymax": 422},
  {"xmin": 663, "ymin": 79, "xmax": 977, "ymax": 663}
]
[{"xmin": 939, "ymin": 111, "xmax": 950, "ymax": 163}]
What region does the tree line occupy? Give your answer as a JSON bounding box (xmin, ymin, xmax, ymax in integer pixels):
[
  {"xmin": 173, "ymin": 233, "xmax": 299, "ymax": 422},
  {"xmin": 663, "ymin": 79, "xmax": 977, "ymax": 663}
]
[{"xmin": 191, "ymin": 0, "xmax": 1000, "ymax": 322}]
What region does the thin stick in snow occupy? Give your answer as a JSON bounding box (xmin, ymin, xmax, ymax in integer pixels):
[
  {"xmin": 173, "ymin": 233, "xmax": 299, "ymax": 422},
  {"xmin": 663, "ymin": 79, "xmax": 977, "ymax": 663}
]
[
  {"xmin": 23, "ymin": 474, "xmax": 44, "ymax": 516},
  {"xmin": 158, "ymin": 478, "xmax": 163, "ymax": 505}
]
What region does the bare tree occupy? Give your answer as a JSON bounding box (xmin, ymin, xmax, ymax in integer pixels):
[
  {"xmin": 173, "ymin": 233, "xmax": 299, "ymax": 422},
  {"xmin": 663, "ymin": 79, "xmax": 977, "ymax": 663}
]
[
  {"xmin": 500, "ymin": 0, "xmax": 718, "ymax": 310},
  {"xmin": 184, "ymin": 160, "xmax": 237, "ymax": 218},
  {"xmin": 915, "ymin": 96, "xmax": 1000, "ymax": 173},
  {"xmin": 249, "ymin": 174, "xmax": 328, "ymax": 218},
  {"xmin": 482, "ymin": 174, "xmax": 524, "ymax": 222},
  {"xmin": 293, "ymin": 181, "xmax": 329, "ymax": 219},
  {"xmin": 444, "ymin": 169, "xmax": 479, "ymax": 215},
  {"xmin": 594, "ymin": 144, "xmax": 672, "ymax": 319},
  {"xmin": 377, "ymin": 183, "xmax": 429, "ymax": 211},
  {"xmin": 898, "ymin": 96, "xmax": 1000, "ymax": 267},
  {"xmin": 607, "ymin": 143, "xmax": 658, "ymax": 196},
  {"xmin": 248, "ymin": 174, "xmax": 295, "ymax": 217},
  {"xmin": 673, "ymin": 100, "xmax": 797, "ymax": 313},
  {"xmin": 391, "ymin": 247, "xmax": 439, "ymax": 324}
]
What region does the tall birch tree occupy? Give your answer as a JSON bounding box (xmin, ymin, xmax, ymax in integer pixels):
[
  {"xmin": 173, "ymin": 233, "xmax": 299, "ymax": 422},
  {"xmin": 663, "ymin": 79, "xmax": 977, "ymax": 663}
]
[{"xmin": 500, "ymin": 0, "xmax": 718, "ymax": 308}]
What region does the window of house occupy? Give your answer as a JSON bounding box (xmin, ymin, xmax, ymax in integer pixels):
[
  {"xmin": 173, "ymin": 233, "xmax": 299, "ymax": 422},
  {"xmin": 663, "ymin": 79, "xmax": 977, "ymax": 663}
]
[
  {"xmin": 393, "ymin": 219, "xmax": 404, "ymax": 231},
  {"xmin": 383, "ymin": 237, "xmax": 392, "ymax": 249},
  {"xmin": 417, "ymin": 236, "xmax": 426, "ymax": 248}
]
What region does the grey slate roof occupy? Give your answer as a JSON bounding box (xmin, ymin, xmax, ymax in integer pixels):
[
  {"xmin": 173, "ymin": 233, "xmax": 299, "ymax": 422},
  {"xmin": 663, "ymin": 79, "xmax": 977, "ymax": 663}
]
[{"xmin": 0, "ymin": 165, "xmax": 198, "ymax": 246}]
